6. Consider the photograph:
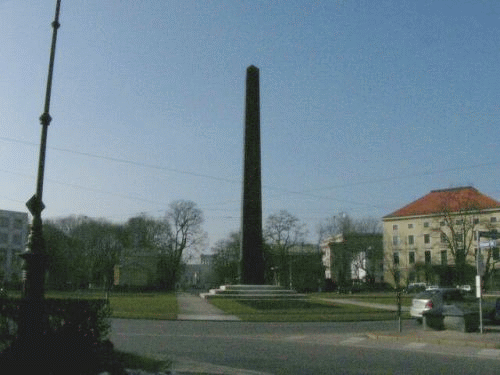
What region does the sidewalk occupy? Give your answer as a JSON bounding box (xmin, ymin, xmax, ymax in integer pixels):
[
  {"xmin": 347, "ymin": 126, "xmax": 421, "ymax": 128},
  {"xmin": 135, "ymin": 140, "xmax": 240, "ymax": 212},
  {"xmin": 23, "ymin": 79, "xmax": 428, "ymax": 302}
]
[
  {"xmin": 176, "ymin": 292, "xmax": 240, "ymax": 321},
  {"xmin": 314, "ymin": 296, "xmax": 500, "ymax": 349},
  {"xmin": 313, "ymin": 297, "xmax": 410, "ymax": 312},
  {"xmin": 368, "ymin": 326, "xmax": 500, "ymax": 349}
]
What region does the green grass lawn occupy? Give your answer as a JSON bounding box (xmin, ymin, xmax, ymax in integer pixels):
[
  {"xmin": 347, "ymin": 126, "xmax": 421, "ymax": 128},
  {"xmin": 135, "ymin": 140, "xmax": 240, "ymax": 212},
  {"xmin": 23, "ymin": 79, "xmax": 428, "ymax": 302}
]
[
  {"xmin": 208, "ymin": 297, "xmax": 402, "ymax": 322},
  {"xmin": 107, "ymin": 292, "xmax": 178, "ymax": 320},
  {"xmin": 5, "ymin": 290, "xmax": 179, "ymax": 320},
  {"xmin": 5, "ymin": 290, "xmax": 413, "ymax": 321}
]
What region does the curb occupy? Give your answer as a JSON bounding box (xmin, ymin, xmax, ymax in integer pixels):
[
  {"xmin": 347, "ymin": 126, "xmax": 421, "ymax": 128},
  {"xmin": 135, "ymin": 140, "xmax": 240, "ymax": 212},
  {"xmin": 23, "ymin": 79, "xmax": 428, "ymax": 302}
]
[{"xmin": 366, "ymin": 332, "xmax": 500, "ymax": 349}]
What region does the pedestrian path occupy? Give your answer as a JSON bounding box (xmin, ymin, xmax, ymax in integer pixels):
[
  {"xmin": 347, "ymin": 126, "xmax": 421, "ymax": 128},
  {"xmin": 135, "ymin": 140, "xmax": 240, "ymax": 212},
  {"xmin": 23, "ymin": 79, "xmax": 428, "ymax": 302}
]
[
  {"xmin": 313, "ymin": 297, "xmax": 410, "ymax": 312},
  {"xmin": 176, "ymin": 292, "xmax": 240, "ymax": 321}
]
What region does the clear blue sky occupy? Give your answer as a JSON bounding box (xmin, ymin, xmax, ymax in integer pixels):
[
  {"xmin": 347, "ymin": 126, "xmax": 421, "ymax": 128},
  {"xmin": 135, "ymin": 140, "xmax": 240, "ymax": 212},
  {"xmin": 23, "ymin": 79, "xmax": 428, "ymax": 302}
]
[{"xmin": 1, "ymin": 0, "xmax": 499, "ymax": 249}]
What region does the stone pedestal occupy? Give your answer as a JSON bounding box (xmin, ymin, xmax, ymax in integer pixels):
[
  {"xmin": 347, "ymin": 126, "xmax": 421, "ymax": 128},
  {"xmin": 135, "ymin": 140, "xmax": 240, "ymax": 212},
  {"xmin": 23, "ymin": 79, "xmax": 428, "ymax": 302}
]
[{"xmin": 201, "ymin": 285, "xmax": 306, "ymax": 300}]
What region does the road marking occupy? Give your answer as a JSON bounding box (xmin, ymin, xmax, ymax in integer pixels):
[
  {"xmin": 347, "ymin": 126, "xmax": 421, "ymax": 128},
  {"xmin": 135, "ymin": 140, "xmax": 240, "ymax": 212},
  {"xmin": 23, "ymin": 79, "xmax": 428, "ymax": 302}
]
[
  {"xmin": 340, "ymin": 337, "xmax": 366, "ymax": 345},
  {"xmin": 177, "ymin": 314, "xmax": 240, "ymax": 321},
  {"xmin": 284, "ymin": 335, "xmax": 307, "ymax": 342},
  {"xmin": 405, "ymin": 342, "xmax": 427, "ymax": 350},
  {"xmin": 478, "ymin": 349, "xmax": 500, "ymax": 357}
]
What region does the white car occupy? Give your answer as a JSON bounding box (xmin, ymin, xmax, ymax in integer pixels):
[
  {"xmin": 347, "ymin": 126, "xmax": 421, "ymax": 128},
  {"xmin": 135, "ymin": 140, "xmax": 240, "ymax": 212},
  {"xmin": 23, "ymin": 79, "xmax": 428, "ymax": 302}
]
[
  {"xmin": 457, "ymin": 285, "xmax": 472, "ymax": 293},
  {"xmin": 410, "ymin": 288, "xmax": 497, "ymax": 323},
  {"xmin": 410, "ymin": 288, "xmax": 467, "ymax": 322}
]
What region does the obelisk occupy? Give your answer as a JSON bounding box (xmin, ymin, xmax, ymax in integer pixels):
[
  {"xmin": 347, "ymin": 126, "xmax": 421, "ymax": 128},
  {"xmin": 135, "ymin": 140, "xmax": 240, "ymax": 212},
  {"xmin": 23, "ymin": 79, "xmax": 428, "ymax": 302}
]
[{"xmin": 240, "ymin": 65, "xmax": 265, "ymax": 285}]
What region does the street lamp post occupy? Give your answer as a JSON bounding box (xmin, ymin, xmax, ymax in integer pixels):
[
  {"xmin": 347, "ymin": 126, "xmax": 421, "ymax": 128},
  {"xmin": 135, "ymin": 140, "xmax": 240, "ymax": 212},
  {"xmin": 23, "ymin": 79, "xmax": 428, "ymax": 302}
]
[{"xmin": 18, "ymin": 0, "xmax": 62, "ymax": 344}]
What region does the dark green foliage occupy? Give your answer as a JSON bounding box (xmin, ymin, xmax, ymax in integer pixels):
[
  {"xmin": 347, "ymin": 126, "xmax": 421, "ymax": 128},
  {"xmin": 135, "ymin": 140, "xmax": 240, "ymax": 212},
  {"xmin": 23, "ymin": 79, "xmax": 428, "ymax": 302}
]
[
  {"xmin": 0, "ymin": 298, "xmax": 123, "ymax": 374},
  {"xmin": 288, "ymin": 252, "xmax": 324, "ymax": 292},
  {"xmin": 43, "ymin": 202, "xmax": 206, "ymax": 292},
  {"xmin": 211, "ymin": 232, "xmax": 240, "ymax": 285},
  {"xmin": 157, "ymin": 253, "xmax": 186, "ymax": 291},
  {"xmin": 44, "ymin": 218, "xmax": 124, "ymax": 290}
]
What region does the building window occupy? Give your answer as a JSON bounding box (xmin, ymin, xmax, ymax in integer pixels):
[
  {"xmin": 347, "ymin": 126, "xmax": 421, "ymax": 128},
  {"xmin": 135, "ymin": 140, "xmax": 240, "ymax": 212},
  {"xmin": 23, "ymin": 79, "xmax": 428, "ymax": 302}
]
[
  {"xmin": 424, "ymin": 234, "xmax": 430, "ymax": 244},
  {"xmin": 408, "ymin": 235, "xmax": 414, "ymax": 245},
  {"xmin": 409, "ymin": 251, "xmax": 415, "ymax": 264},
  {"xmin": 491, "ymin": 217, "xmax": 497, "ymax": 223},
  {"xmin": 441, "ymin": 250, "xmax": 447, "ymax": 265},
  {"xmin": 493, "ymin": 247, "xmax": 499, "ymax": 261},
  {"xmin": 393, "ymin": 252, "xmax": 400, "ymax": 266},
  {"xmin": 13, "ymin": 218, "xmax": 23, "ymax": 229},
  {"xmin": 408, "ymin": 271, "xmax": 416, "ymax": 283},
  {"xmin": 393, "ymin": 224, "xmax": 398, "ymax": 231},
  {"xmin": 0, "ymin": 217, "xmax": 8, "ymax": 228},
  {"xmin": 394, "ymin": 270, "xmax": 401, "ymax": 284},
  {"xmin": 425, "ymin": 250, "xmax": 431, "ymax": 264},
  {"xmin": 456, "ymin": 219, "xmax": 463, "ymax": 225},
  {"xmin": 473, "ymin": 218, "xmax": 479, "ymax": 224},
  {"xmin": 423, "ymin": 222, "xmax": 429, "ymax": 228},
  {"xmin": 408, "ymin": 223, "xmax": 414, "ymax": 229},
  {"xmin": 393, "ymin": 236, "xmax": 400, "ymax": 246},
  {"xmin": 440, "ymin": 233, "xmax": 447, "ymax": 243},
  {"xmin": 12, "ymin": 234, "xmax": 22, "ymax": 246},
  {"xmin": 440, "ymin": 221, "xmax": 445, "ymax": 226}
]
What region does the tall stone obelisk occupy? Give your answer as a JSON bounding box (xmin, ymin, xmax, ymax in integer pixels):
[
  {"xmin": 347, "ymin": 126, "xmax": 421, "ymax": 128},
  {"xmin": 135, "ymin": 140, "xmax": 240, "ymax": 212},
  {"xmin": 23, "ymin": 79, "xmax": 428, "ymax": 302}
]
[{"xmin": 240, "ymin": 65, "xmax": 265, "ymax": 285}]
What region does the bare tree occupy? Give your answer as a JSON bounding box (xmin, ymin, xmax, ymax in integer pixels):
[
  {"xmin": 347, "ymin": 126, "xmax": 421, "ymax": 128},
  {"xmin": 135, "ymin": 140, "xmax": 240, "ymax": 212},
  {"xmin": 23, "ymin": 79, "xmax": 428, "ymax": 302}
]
[
  {"xmin": 264, "ymin": 210, "xmax": 307, "ymax": 287},
  {"xmin": 481, "ymin": 235, "xmax": 500, "ymax": 289},
  {"xmin": 124, "ymin": 215, "xmax": 170, "ymax": 256},
  {"xmin": 158, "ymin": 200, "xmax": 207, "ymax": 290},
  {"xmin": 354, "ymin": 217, "xmax": 382, "ymax": 234},
  {"xmin": 318, "ymin": 213, "xmax": 382, "ymax": 287},
  {"xmin": 317, "ymin": 214, "xmax": 381, "ymax": 244},
  {"xmin": 431, "ymin": 189, "xmax": 484, "ymax": 285},
  {"xmin": 382, "ymin": 233, "xmax": 409, "ymax": 289}
]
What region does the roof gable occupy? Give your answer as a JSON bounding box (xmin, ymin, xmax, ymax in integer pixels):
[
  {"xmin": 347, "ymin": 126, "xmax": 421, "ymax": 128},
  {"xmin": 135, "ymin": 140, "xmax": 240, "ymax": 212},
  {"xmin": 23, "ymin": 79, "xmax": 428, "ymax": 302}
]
[{"xmin": 384, "ymin": 187, "xmax": 500, "ymax": 219}]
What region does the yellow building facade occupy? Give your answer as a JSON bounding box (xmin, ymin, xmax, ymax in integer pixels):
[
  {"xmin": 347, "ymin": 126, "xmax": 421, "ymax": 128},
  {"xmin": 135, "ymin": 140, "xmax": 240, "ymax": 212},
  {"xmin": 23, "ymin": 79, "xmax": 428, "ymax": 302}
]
[{"xmin": 383, "ymin": 187, "xmax": 500, "ymax": 287}]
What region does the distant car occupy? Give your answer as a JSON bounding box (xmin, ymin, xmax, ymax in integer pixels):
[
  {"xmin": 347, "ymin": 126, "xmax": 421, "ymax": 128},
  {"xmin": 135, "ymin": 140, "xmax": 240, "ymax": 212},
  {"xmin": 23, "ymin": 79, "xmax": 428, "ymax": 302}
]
[
  {"xmin": 410, "ymin": 288, "xmax": 498, "ymax": 323},
  {"xmin": 404, "ymin": 283, "xmax": 426, "ymax": 294},
  {"xmin": 457, "ymin": 285, "xmax": 472, "ymax": 294},
  {"xmin": 425, "ymin": 285, "xmax": 439, "ymax": 291},
  {"xmin": 410, "ymin": 288, "xmax": 467, "ymax": 322}
]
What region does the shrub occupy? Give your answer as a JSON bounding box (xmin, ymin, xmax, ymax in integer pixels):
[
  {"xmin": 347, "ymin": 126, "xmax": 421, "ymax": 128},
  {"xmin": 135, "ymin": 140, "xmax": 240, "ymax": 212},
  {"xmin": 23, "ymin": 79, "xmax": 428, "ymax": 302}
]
[{"xmin": 0, "ymin": 297, "xmax": 125, "ymax": 374}]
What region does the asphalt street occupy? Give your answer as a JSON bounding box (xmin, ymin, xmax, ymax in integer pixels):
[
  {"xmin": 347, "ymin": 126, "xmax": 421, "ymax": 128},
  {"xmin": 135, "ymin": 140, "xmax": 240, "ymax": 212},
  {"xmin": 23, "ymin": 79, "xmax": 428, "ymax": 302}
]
[{"xmin": 110, "ymin": 319, "xmax": 500, "ymax": 374}]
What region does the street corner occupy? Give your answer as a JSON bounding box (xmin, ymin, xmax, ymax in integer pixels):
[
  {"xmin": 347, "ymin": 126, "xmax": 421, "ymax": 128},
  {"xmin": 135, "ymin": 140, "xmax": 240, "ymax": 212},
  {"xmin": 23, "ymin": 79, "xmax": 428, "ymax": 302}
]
[{"xmin": 367, "ymin": 329, "xmax": 500, "ymax": 350}]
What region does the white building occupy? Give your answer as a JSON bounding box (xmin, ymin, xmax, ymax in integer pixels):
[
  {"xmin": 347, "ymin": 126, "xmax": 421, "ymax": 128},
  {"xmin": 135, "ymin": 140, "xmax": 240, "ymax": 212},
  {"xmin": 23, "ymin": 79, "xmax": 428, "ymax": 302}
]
[
  {"xmin": 321, "ymin": 233, "xmax": 383, "ymax": 285},
  {"xmin": 0, "ymin": 209, "xmax": 29, "ymax": 284}
]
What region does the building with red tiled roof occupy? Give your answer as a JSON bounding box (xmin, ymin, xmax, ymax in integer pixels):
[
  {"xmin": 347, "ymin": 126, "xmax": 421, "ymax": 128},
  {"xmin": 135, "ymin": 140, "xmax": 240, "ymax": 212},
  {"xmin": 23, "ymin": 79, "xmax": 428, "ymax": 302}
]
[
  {"xmin": 384, "ymin": 187, "xmax": 500, "ymax": 219},
  {"xmin": 382, "ymin": 187, "xmax": 500, "ymax": 288}
]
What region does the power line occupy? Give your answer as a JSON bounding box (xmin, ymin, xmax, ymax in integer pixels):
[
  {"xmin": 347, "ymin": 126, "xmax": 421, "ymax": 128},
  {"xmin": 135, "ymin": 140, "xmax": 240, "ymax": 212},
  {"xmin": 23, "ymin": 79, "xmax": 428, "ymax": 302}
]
[
  {"xmin": 305, "ymin": 161, "xmax": 500, "ymax": 193},
  {"xmin": 0, "ymin": 136, "xmax": 240, "ymax": 185},
  {"xmin": 1, "ymin": 136, "xmax": 499, "ymax": 216}
]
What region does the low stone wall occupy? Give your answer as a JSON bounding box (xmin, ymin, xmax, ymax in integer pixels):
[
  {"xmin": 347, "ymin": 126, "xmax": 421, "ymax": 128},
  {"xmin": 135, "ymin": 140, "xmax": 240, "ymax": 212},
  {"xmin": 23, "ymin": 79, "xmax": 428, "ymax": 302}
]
[{"xmin": 423, "ymin": 310, "xmax": 480, "ymax": 333}]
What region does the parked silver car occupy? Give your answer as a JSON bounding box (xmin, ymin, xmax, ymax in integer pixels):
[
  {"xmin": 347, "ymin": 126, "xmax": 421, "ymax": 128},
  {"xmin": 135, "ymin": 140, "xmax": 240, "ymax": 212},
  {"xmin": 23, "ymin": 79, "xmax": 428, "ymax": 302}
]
[{"xmin": 410, "ymin": 288, "xmax": 476, "ymax": 322}]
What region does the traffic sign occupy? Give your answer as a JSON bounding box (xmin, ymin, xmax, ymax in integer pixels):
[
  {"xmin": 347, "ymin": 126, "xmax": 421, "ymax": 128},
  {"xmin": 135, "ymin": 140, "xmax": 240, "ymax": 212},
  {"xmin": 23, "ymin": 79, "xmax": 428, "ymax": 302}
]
[
  {"xmin": 479, "ymin": 231, "xmax": 498, "ymax": 239},
  {"xmin": 479, "ymin": 240, "xmax": 497, "ymax": 248}
]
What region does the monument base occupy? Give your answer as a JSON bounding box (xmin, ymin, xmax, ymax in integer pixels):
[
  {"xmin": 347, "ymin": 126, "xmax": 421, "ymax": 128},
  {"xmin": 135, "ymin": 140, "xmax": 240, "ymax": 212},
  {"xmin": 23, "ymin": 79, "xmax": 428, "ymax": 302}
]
[{"xmin": 200, "ymin": 284, "xmax": 306, "ymax": 300}]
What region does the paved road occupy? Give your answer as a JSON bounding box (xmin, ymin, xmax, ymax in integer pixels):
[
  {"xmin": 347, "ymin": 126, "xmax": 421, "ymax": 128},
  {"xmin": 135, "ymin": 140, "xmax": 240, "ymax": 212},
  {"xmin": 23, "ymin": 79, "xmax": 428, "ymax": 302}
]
[
  {"xmin": 110, "ymin": 294, "xmax": 500, "ymax": 374},
  {"xmin": 111, "ymin": 319, "xmax": 500, "ymax": 374}
]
